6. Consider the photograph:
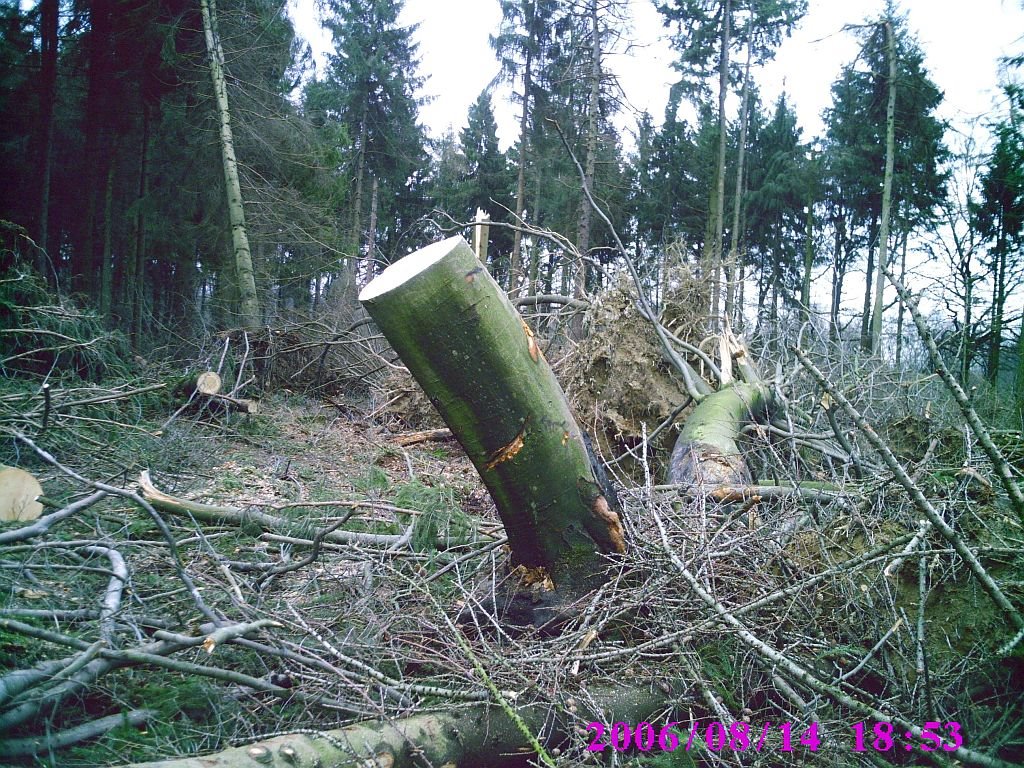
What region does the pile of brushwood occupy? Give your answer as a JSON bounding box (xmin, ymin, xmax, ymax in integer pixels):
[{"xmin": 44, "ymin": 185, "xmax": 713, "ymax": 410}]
[{"xmin": 0, "ymin": 264, "xmax": 1022, "ymax": 768}]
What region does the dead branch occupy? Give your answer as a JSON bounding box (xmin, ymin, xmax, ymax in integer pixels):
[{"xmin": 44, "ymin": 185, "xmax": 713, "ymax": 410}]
[
  {"xmin": 649, "ymin": 503, "xmax": 1018, "ymax": 768},
  {"xmin": 794, "ymin": 345, "xmax": 1024, "ymax": 638},
  {"xmin": 0, "ymin": 489, "xmax": 106, "ymax": 545},
  {"xmin": 883, "ymin": 263, "xmax": 1024, "ymax": 524},
  {"xmin": 0, "ymin": 709, "xmax": 155, "ymax": 758},
  {"xmin": 138, "ymin": 470, "xmax": 412, "ymax": 548}
]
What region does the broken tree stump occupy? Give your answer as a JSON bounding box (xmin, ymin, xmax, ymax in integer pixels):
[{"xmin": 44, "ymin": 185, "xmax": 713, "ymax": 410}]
[{"xmin": 359, "ymin": 236, "xmax": 623, "ymax": 594}]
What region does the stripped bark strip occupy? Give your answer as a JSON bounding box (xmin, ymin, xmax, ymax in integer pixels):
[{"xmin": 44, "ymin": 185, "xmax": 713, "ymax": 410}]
[{"xmin": 793, "ymin": 345, "xmax": 1024, "ymax": 637}]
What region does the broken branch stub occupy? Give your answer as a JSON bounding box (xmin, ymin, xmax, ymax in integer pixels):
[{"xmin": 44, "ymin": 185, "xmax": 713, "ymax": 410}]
[{"xmin": 359, "ymin": 236, "xmax": 623, "ymax": 592}]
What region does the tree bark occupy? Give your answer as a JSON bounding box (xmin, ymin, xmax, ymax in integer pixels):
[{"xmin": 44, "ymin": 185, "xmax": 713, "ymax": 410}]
[
  {"xmin": 576, "ymin": 0, "xmax": 601, "ymax": 300},
  {"xmin": 367, "ymin": 174, "xmax": 379, "ymax": 275},
  {"xmin": 35, "ymin": 0, "xmax": 58, "ymax": 272},
  {"xmin": 726, "ymin": 33, "xmax": 752, "ymax": 325},
  {"xmin": 829, "ymin": 207, "xmax": 847, "ymax": 341},
  {"xmin": 131, "ymin": 106, "xmax": 150, "ymax": 345},
  {"xmin": 869, "ymin": 19, "xmax": 897, "ymax": 353},
  {"xmin": 119, "ymin": 679, "xmax": 679, "ymax": 768},
  {"xmin": 801, "ymin": 197, "xmax": 814, "ymax": 323},
  {"xmin": 667, "ymin": 383, "xmax": 770, "ymax": 486},
  {"xmin": 100, "ymin": 162, "xmax": 115, "ymax": 317},
  {"xmin": 510, "ymin": 44, "xmax": 533, "ymax": 296},
  {"xmin": 201, "ymin": 0, "xmax": 260, "ymax": 329},
  {"xmin": 359, "ymin": 236, "xmax": 624, "ymax": 592},
  {"xmin": 859, "ymin": 218, "xmax": 878, "ymax": 350},
  {"xmin": 710, "ymin": 0, "xmax": 731, "ymax": 328},
  {"xmin": 988, "ymin": 220, "xmax": 1007, "ymax": 382}
]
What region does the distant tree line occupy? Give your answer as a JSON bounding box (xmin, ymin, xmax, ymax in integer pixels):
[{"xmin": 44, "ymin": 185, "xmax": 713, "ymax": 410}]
[{"xmin": 1, "ymin": 0, "xmax": 1022, "ymax": 389}]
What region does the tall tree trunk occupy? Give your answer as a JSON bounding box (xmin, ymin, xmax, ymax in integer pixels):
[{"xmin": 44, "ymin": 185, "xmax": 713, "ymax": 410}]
[
  {"xmin": 895, "ymin": 232, "xmax": 909, "ymax": 368},
  {"xmin": 35, "ymin": 0, "xmax": 58, "ymax": 275},
  {"xmin": 99, "ymin": 163, "xmax": 115, "ymax": 317},
  {"xmin": 830, "ymin": 208, "xmax": 847, "ymax": 341},
  {"xmin": 527, "ymin": 169, "xmax": 542, "ymax": 296},
  {"xmin": 1014, "ymin": 314, "xmax": 1024, "ymax": 419},
  {"xmin": 366, "ymin": 174, "xmax": 379, "ymax": 277},
  {"xmin": 988, "ymin": 222, "xmax": 1007, "ymax": 382},
  {"xmin": 80, "ymin": 0, "xmax": 114, "ymax": 297},
  {"xmin": 130, "ymin": 106, "xmax": 150, "ymax": 347},
  {"xmin": 510, "ymin": 42, "xmax": 534, "ymax": 296},
  {"xmin": 351, "ymin": 113, "xmax": 367, "ymax": 254},
  {"xmin": 869, "ymin": 18, "xmax": 897, "ymax": 353},
  {"xmin": 575, "ymin": 0, "xmax": 601, "ymax": 300},
  {"xmin": 201, "ymin": 0, "xmax": 260, "ymax": 328},
  {"xmin": 725, "ymin": 32, "xmax": 752, "ymax": 325},
  {"xmin": 710, "ymin": 0, "xmax": 731, "ymax": 328},
  {"xmin": 860, "ymin": 218, "xmax": 878, "ymax": 350},
  {"xmin": 801, "ymin": 199, "xmax": 814, "ymax": 323},
  {"xmin": 359, "ymin": 237, "xmax": 624, "ymax": 594}
]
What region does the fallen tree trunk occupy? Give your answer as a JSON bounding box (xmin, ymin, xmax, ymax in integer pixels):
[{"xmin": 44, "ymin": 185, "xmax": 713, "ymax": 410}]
[
  {"xmin": 120, "ymin": 680, "xmax": 680, "ymax": 768},
  {"xmin": 667, "ymin": 382, "xmax": 770, "ymax": 485},
  {"xmin": 359, "ymin": 236, "xmax": 624, "ymax": 592}
]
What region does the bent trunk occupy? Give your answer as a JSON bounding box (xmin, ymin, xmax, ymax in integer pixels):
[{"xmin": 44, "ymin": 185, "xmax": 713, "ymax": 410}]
[{"xmin": 359, "ymin": 237, "xmax": 624, "ymax": 593}]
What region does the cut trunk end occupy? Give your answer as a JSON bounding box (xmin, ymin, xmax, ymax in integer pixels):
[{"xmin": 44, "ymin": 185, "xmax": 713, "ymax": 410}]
[{"xmin": 360, "ymin": 236, "xmax": 623, "ymax": 598}]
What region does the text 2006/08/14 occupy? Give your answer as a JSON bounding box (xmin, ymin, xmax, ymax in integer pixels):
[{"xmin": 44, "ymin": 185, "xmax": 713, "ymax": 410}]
[{"xmin": 586, "ymin": 720, "xmax": 965, "ymax": 754}]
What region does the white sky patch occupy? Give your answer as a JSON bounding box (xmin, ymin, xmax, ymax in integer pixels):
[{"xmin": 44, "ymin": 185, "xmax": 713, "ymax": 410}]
[{"xmin": 290, "ymin": 0, "xmax": 1023, "ymax": 151}]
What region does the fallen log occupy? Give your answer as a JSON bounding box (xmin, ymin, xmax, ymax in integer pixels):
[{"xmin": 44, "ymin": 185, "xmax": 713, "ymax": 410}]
[
  {"xmin": 195, "ymin": 371, "xmax": 222, "ymax": 395},
  {"xmin": 119, "ymin": 679, "xmax": 682, "ymax": 768},
  {"xmin": 138, "ymin": 471, "xmax": 407, "ymax": 547},
  {"xmin": 359, "ymin": 236, "xmax": 624, "ymax": 593},
  {"xmin": 667, "ymin": 383, "xmax": 770, "ymax": 486}
]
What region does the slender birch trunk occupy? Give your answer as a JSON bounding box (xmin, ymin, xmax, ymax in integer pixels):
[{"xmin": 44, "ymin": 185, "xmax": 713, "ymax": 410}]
[
  {"xmin": 511, "ymin": 46, "xmax": 533, "ymax": 296},
  {"xmin": 710, "ymin": 0, "xmax": 731, "ymax": 328},
  {"xmin": 725, "ymin": 35, "xmax": 752, "ymax": 324},
  {"xmin": 200, "ymin": 0, "xmax": 260, "ymax": 329},
  {"xmin": 869, "ymin": 19, "xmax": 897, "ymax": 353}
]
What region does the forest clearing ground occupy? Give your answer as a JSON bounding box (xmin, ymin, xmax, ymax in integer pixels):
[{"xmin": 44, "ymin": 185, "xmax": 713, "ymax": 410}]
[{"xmin": 1, "ymin": 349, "xmax": 1023, "ymax": 767}]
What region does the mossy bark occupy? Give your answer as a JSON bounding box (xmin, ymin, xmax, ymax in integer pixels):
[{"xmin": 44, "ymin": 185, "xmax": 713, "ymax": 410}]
[
  {"xmin": 359, "ymin": 236, "xmax": 623, "ymax": 591},
  {"xmin": 667, "ymin": 383, "xmax": 770, "ymax": 486},
  {"xmin": 122, "ymin": 681, "xmax": 678, "ymax": 768}
]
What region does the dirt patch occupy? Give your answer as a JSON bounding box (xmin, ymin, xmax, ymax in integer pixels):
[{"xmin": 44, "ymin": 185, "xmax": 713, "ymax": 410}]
[{"xmin": 563, "ymin": 274, "xmax": 701, "ymax": 482}]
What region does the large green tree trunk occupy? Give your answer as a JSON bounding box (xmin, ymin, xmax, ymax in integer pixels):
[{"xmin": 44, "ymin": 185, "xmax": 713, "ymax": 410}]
[
  {"xmin": 201, "ymin": 0, "xmax": 260, "ymax": 329},
  {"xmin": 359, "ymin": 236, "xmax": 624, "ymax": 593}
]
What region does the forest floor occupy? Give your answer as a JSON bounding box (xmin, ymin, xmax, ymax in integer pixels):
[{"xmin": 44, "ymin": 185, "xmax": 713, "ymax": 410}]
[
  {"xmin": 0, "ymin": 386, "xmax": 515, "ymax": 766},
  {"xmin": 2, "ymin": 288, "xmax": 1024, "ymax": 767}
]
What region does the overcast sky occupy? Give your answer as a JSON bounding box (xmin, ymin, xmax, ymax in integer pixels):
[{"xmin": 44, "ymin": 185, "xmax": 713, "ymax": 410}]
[{"xmin": 290, "ymin": 0, "xmax": 1024, "ymax": 151}]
